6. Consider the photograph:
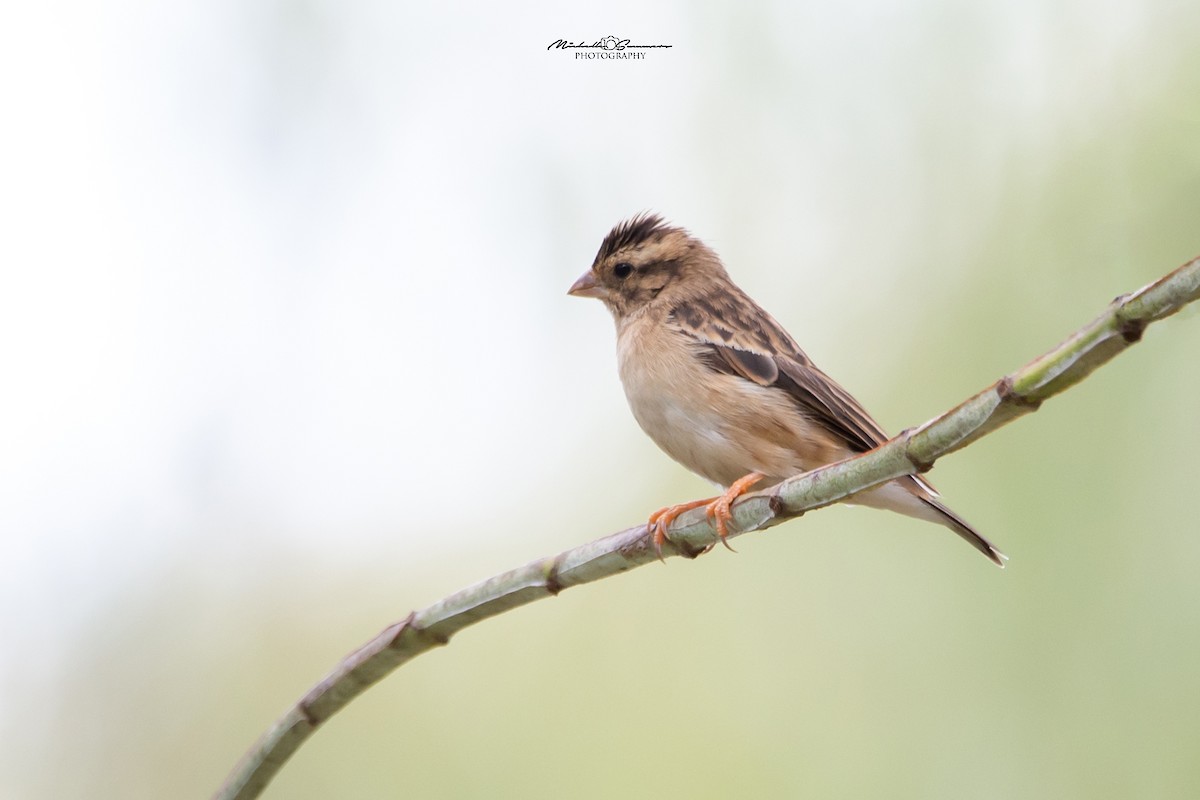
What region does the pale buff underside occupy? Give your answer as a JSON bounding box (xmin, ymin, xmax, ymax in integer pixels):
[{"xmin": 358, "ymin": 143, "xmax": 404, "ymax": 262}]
[{"xmin": 615, "ymin": 305, "xmax": 943, "ymax": 525}]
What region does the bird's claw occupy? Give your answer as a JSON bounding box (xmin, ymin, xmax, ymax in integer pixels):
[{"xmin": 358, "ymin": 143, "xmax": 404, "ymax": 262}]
[
  {"xmin": 646, "ymin": 498, "xmax": 712, "ymax": 562},
  {"xmin": 704, "ymin": 472, "xmax": 765, "ymax": 551},
  {"xmin": 646, "ymin": 472, "xmax": 764, "ymax": 559},
  {"xmin": 705, "ymin": 497, "xmax": 739, "ymax": 552}
]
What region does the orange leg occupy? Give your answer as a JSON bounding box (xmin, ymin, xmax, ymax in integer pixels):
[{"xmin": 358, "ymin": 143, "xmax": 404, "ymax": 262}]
[
  {"xmin": 648, "ymin": 498, "xmax": 713, "ymax": 560},
  {"xmin": 706, "ymin": 472, "xmax": 765, "ymax": 549},
  {"xmin": 646, "ymin": 472, "xmax": 765, "ymax": 559}
]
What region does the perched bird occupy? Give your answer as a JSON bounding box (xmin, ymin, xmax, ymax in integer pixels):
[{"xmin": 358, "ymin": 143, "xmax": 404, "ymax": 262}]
[{"xmin": 568, "ymin": 213, "xmax": 1005, "ymax": 566}]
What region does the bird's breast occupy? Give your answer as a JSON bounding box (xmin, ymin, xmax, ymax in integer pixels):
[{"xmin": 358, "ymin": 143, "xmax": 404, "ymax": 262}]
[
  {"xmin": 614, "ymin": 315, "xmax": 847, "ymax": 488},
  {"xmin": 618, "ymin": 332, "xmax": 723, "ymax": 475},
  {"xmin": 614, "ymin": 322, "xmax": 769, "ymax": 486}
]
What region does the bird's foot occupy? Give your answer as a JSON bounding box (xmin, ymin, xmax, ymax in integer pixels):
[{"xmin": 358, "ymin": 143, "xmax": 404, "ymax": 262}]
[
  {"xmin": 705, "ymin": 472, "xmax": 765, "ymax": 550},
  {"xmin": 647, "ymin": 472, "xmax": 765, "ymax": 560},
  {"xmin": 648, "ymin": 498, "xmax": 713, "ymax": 561}
]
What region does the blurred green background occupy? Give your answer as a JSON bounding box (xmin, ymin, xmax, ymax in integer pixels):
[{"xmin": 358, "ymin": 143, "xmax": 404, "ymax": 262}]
[{"xmin": 3, "ymin": 1, "xmax": 1200, "ymax": 798}]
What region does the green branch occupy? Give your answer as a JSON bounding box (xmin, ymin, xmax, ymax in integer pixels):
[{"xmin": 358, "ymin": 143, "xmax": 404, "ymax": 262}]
[{"xmin": 215, "ymin": 254, "xmax": 1200, "ymax": 800}]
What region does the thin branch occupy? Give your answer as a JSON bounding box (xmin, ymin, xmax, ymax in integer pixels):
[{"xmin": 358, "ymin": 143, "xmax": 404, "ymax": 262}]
[{"xmin": 216, "ymin": 255, "xmax": 1200, "ymax": 800}]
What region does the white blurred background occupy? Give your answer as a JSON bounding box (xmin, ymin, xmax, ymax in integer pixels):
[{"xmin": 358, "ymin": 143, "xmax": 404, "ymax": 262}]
[{"xmin": 2, "ymin": 2, "xmax": 1199, "ymax": 798}]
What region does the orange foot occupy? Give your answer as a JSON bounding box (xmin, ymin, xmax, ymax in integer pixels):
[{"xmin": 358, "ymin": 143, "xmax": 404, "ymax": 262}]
[{"xmin": 647, "ymin": 472, "xmax": 765, "ymax": 560}]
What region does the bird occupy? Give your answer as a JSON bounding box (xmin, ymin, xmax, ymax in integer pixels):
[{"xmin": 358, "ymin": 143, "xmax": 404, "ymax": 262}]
[{"xmin": 568, "ymin": 213, "xmax": 1005, "ymax": 566}]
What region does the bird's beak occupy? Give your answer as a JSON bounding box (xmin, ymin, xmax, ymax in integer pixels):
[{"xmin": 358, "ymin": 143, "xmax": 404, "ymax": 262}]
[{"xmin": 568, "ymin": 270, "xmax": 604, "ymax": 299}]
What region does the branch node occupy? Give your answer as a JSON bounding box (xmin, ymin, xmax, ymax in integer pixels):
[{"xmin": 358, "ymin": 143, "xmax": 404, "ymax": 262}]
[
  {"xmin": 907, "ymin": 451, "xmax": 936, "ymax": 473},
  {"xmin": 544, "ymin": 555, "xmax": 566, "ymax": 596},
  {"xmin": 297, "ymin": 701, "xmax": 319, "ymax": 728},
  {"xmin": 1118, "ymin": 316, "xmax": 1146, "ymax": 343},
  {"xmin": 767, "ymin": 493, "xmax": 786, "ymax": 517},
  {"xmin": 674, "ymin": 539, "xmax": 710, "ymax": 559},
  {"xmin": 897, "ymin": 428, "xmax": 936, "ymax": 473},
  {"xmin": 633, "ymin": 524, "xmax": 709, "ymax": 560},
  {"xmin": 383, "ymin": 612, "xmax": 419, "ymax": 650},
  {"xmin": 997, "ymin": 375, "xmax": 1042, "ymax": 410},
  {"xmin": 399, "ymin": 612, "xmax": 449, "ymax": 647},
  {"xmin": 768, "ymin": 487, "xmax": 803, "ymax": 521}
]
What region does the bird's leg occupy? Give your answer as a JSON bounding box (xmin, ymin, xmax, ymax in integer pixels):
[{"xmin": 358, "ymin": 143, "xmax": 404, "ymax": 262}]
[
  {"xmin": 705, "ymin": 472, "xmax": 765, "ymax": 550},
  {"xmin": 647, "ymin": 472, "xmax": 765, "ymax": 560},
  {"xmin": 648, "ymin": 498, "xmax": 714, "ymax": 561}
]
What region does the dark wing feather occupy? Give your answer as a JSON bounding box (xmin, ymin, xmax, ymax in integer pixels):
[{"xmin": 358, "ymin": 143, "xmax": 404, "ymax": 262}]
[
  {"xmin": 700, "ymin": 344, "xmax": 779, "ymax": 385},
  {"xmin": 672, "ymin": 290, "xmax": 890, "ymax": 454},
  {"xmin": 773, "ymin": 358, "xmax": 889, "ymax": 453}
]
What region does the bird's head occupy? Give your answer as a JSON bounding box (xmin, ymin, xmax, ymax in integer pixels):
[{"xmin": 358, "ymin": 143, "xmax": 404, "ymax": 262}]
[{"xmin": 568, "ymin": 213, "xmax": 728, "ymax": 319}]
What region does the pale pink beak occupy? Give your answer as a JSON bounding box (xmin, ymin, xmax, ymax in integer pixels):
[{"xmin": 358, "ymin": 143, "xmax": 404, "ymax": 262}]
[{"xmin": 568, "ymin": 270, "xmax": 605, "ymax": 298}]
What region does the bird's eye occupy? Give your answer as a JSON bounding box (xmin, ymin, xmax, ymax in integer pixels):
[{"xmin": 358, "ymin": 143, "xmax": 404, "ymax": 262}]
[{"xmin": 613, "ymin": 262, "xmax": 634, "ymax": 279}]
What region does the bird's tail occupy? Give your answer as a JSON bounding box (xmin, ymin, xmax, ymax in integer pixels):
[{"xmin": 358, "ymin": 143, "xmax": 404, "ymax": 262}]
[
  {"xmin": 855, "ymin": 479, "xmax": 1007, "ymax": 567},
  {"xmin": 917, "ymin": 495, "xmax": 1007, "ymax": 568}
]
